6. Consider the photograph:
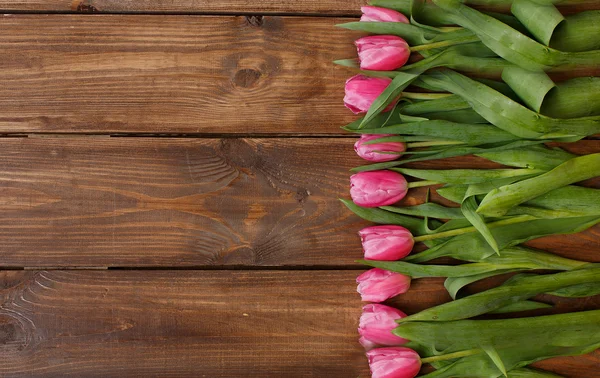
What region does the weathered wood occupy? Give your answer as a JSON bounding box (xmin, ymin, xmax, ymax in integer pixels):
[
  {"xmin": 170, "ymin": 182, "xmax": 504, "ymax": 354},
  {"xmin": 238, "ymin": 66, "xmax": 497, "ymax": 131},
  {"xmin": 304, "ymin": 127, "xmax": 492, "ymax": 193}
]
[
  {"xmin": 0, "ymin": 270, "xmax": 597, "ymax": 377},
  {"xmin": 0, "ymin": 137, "xmax": 598, "ymax": 268},
  {"xmin": 0, "ymin": 0, "xmax": 596, "ymax": 14},
  {"xmin": 0, "ymin": 15, "xmax": 362, "ymax": 134}
]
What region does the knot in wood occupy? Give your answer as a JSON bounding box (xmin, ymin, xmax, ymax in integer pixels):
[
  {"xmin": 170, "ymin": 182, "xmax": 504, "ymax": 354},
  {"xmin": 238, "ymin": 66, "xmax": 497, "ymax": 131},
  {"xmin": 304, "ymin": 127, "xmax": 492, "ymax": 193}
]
[
  {"xmin": 0, "ymin": 313, "xmax": 28, "ymax": 354},
  {"xmin": 233, "ymin": 68, "xmax": 262, "ymax": 88},
  {"xmin": 72, "ymin": 0, "xmax": 100, "ymax": 12},
  {"xmin": 245, "ymin": 15, "xmax": 264, "ymax": 27}
]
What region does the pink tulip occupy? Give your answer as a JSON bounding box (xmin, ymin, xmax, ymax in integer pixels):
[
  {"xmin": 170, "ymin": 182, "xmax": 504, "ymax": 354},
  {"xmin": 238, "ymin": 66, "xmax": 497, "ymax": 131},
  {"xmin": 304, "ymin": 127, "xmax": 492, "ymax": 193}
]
[
  {"xmin": 350, "ymin": 170, "xmax": 408, "ymax": 207},
  {"xmin": 344, "ymin": 75, "xmax": 392, "ymax": 114},
  {"xmin": 367, "ymin": 347, "xmax": 422, "ymax": 378},
  {"xmin": 359, "ymin": 304, "xmax": 409, "ymax": 350},
  {"xmin": 355, "ymin": 134, "xmax": 406, "ymax": 162},
  {"xmin": 356, "ymin": 35, "xmax": 411, "ymax": 71},
  {"xmin": 357, "ymin": 268, "xmax": 411, "ymax": 302},
  {"xmin": 361, "ymin": 6, "xmax": 410, "ymax": 23},
  {"xmin": 359, "ymin": 225, "xmax": 414, "ymax": 261}
]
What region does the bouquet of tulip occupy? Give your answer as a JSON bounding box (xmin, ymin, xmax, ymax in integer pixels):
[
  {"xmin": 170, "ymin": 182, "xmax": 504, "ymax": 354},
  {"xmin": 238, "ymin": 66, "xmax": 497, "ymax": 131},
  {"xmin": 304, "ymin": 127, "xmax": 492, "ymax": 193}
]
[{"xmin": 337, "ymin": 2, "xmax": 600, "ymax": 377}]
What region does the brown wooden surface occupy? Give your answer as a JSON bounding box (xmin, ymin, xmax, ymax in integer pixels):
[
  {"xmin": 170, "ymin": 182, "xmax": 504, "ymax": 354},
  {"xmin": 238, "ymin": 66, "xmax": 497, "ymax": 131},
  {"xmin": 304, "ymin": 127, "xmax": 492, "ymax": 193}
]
[
  {"xmin": 0, "ymin": 137, "xmax": 597, "ymax": 268},
  {"xmin": 0, "ymin": 1, "xmax": 598, "ymax": 376},
  {"xmin": 0, "ymin": 270, "xmax": 597, "ymax": 377},
  {"xmin": 0, "ymin": 15, "xmax": 361, "ymax": 135}
]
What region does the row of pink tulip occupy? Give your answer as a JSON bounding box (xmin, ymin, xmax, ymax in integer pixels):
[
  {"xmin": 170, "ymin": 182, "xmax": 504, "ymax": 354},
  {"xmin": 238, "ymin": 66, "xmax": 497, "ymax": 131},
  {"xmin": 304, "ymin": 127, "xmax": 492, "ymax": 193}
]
[
  {"xmin": 348, "ymin": 7, "xmax": 431, "ymax": 378},
  {"xmin": 345, "ymin": 5, "xmax": 411, "ymax": 115},
  {"xmin": 361, "ymin": 305, "xmax": 421, "ymax": 377}
]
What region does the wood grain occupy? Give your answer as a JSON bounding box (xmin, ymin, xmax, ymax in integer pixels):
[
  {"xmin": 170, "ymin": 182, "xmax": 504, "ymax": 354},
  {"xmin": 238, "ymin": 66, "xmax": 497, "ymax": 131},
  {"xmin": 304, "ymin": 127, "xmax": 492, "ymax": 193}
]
[
  {"xmin": 0, "ymin": 137, "xmax": 598, "ymax": 268},
  {"xmin": 0, "ymin": 270, "xmax": 596, "ymax": 377},
  {"xmin": 0, "ymin": 15, "xmax": 362, "ymax": 134},
  {"xmin": 0, "ymin": 137, "xmax": 368, "ymax": 267},
  {"xmin": 0, "ymin": 270, "xmax": 367, "ymax": 377}
]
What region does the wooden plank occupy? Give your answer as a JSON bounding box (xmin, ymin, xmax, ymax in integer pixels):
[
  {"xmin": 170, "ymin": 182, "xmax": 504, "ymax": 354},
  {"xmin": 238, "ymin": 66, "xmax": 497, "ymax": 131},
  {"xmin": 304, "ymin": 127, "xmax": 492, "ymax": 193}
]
[
  {"xmin": 0, "ymin": 15, "xmax": 596, "ymax": 135},
  {"xmin": 0, "ymin": 0, "xmax": 596, "ymax": 14},
  {"xmin": 0, "ymin": 15, "xmax": 362, "ymax": 134},
  {"xmin": 0, "ymin": 270, "xmax": 597, "ymax": 377},
  {"xmin": 0, "ymin": 137, "xmax": 366, "ymax": 267},
  {"xmin": 0, "ymin": 137, "xmax": 598, "ymax": 268}
]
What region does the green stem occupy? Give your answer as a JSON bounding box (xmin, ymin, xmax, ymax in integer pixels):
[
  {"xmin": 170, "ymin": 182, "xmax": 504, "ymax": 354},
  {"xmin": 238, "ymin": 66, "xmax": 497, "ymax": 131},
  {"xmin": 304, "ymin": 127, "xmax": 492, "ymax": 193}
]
[
  {"xmin": 437, "ymin": 26, "xmax": 463, "ymax": 32},
  {"xmin": 407, "ymin": 140, "xmax": 465, "ymax": 148},
  {"xmin": 409, "ymin": 36, "xmax": 480, "ymax": 52},
  {"xmin": 420, "ymin": 348, "xmax": 482, "ymax": 364},
  {"xmin": 407, "ymin": 180, "xmax": 441, "ymax": 189},
  {"xmin": 401, "ymin": 92, "xmax": 452, "ymax": 100},
  {"xmin": 413, "ymin": 215, "xmax": 536, "ymax": 242}
]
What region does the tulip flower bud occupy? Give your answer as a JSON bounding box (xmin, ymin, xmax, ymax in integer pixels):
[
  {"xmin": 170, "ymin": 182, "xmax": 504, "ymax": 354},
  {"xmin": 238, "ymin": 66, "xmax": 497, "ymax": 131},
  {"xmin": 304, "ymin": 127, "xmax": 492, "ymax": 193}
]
[
  {"xmin": 359, "ymin": 225, "xmax": 414, "ymax": 261},
  {"xmin": 367, "ymin": 347, "xmax": 421, "ymax": 378},
  {"xmin": 359, "ymin": 304, "xmax": 409, "ymax": 350},
  {"xmin": 360, "ymin": 6, "xmax": 410, "ymax": 23},
  {"xmin": 356, "ymin": 35, "xmax": 411, "ymax": 71},
  {"xmin": 344, "ymin": 75, "xmax": 392, "ymax": 114},
  {"xmin": 355, "ymin": 134, "xmax": 406, "ymax": 162},
  {"xmin": 350, "ymin": 170, "xmax": 408, "ymax": 207},
  {"xmin": 357, "ymin": 268, "xmax": 411, "ymax": 302}
]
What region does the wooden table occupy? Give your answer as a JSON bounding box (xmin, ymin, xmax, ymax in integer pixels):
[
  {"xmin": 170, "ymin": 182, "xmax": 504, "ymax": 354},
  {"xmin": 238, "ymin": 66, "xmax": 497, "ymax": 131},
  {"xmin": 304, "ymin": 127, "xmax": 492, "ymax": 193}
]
[{"xmin": 0, "ymin": 1, "xmax": 598, "ymax": 376}]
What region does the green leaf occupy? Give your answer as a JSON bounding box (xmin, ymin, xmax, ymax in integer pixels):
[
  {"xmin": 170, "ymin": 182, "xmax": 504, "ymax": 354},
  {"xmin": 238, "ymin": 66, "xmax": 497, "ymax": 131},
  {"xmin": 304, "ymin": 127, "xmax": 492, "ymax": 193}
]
[
  {"xmin": 332, "ymin": 58, "xmax": 358, "ymax": 68},
  {"xmin": 443, "ymin": 246, "xmax": 585, "ymax": 298},
  {"xmin": 370, "ymin": 0, "xmax": 526, "ymax": 30},
  {"xmin": 477, "ymin": 153, "xmax": 600, "ymax": 217},
  {"xmin": 416, "ymin": 70, "xmax": 600, "ymax": 139},
  {"xmin": 507, "ymin": 368, "xmax": 563, "ymax": 378},
  {"xmin": 484, "ymin": 247, "xmax": 586, "ymax": 270},
  {"xmin": 482, "ymin": 345, "xmax": 508, "ymax": 377},
  {"xmin": 551, "ymin": 10, "xmax": 600, "ymax": 52},
  {"xmin": 432, "ymin": 0, "xmax": 600, "ymax": 70},
  {"xmin": 343, "ymin": 106, "xmax": 405, "ymax": 131},
  {"xmin": 511, "ymin": 0, "xmax": 564, "ymax": 46},
  {"xmin": 393, "ymin": 167, "xmax": 543, "ymax": 185},
  {"xmin": 359, "ymin": 72, "xmax": 421, "ymax": 129},
  {"xmin": 360, "ymin": 259, "xmax": 536, "ymax": 279},
  {"xmin": 476, "ymin": 144, "xmax": 574, "ymax": 170},
  {"xmin": 445, "ymin": 271, "xmax": 512, "ymax": 299},
  {"xmin": 501, "ymin": 66, "xmax": 555, "ymax": 112},
  {"xmin": 370, "ymin": 0, "xmax": 456, "ymax": 26},
  {"xmin": 547, "ymin": 282, "xmax": 600, "ymax": 298},
  {"xmin": 381, "ymin": 203, "xmax": 464, "ymax": 219},
  {"xmin": 437, "ymin": 185, "xmax": 470, "ymax": 203},
  {"xmin": 397, "ymin": 266, "xmax": 600, "ymax": 322},
  {"xmin": 421, "ymin": 342, "xmax": 600, "ymax": 378},
  {"xmin": 352, "ymin": 141, "xmax": 545, "ymax": 173},
  {"xmin": 488, "ymin": 300, "xmax": 552, "ymax": 314},
  {"xmin": 508, "ymin": 186, "xmax": 600, "ymax": 218},
  {"xmin": 353, "ymin": 120, "xmax": 521, "ymax": 145},
  {"xmin": 541, "ymin": 77, "xmax": 600, "ymax": 119},
  {"xmin": 405, "ymin": 216, "xmax": 600, "ymax": 263},
  {"xmin": 339, "ymin": 199, "xmax": 441, "ymax": 236},
  {"xmin": 395, "ymin": 309, "xmax": 600, "ymax": 355},
  {"xmin": 336, "ymin": 21, "xmax": 439, "ymax": 46},
  {"xmin": 461, "ymin": 195, "xmax": 499, "ymax": 254}
]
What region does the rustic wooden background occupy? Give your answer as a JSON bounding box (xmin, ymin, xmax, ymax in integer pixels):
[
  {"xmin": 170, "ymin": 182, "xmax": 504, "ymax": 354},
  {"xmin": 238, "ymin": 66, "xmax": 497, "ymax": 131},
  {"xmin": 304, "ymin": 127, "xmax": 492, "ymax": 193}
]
[{"xmin": 0, "ymin": 1, "xmax": 598, "ymax": 377}]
